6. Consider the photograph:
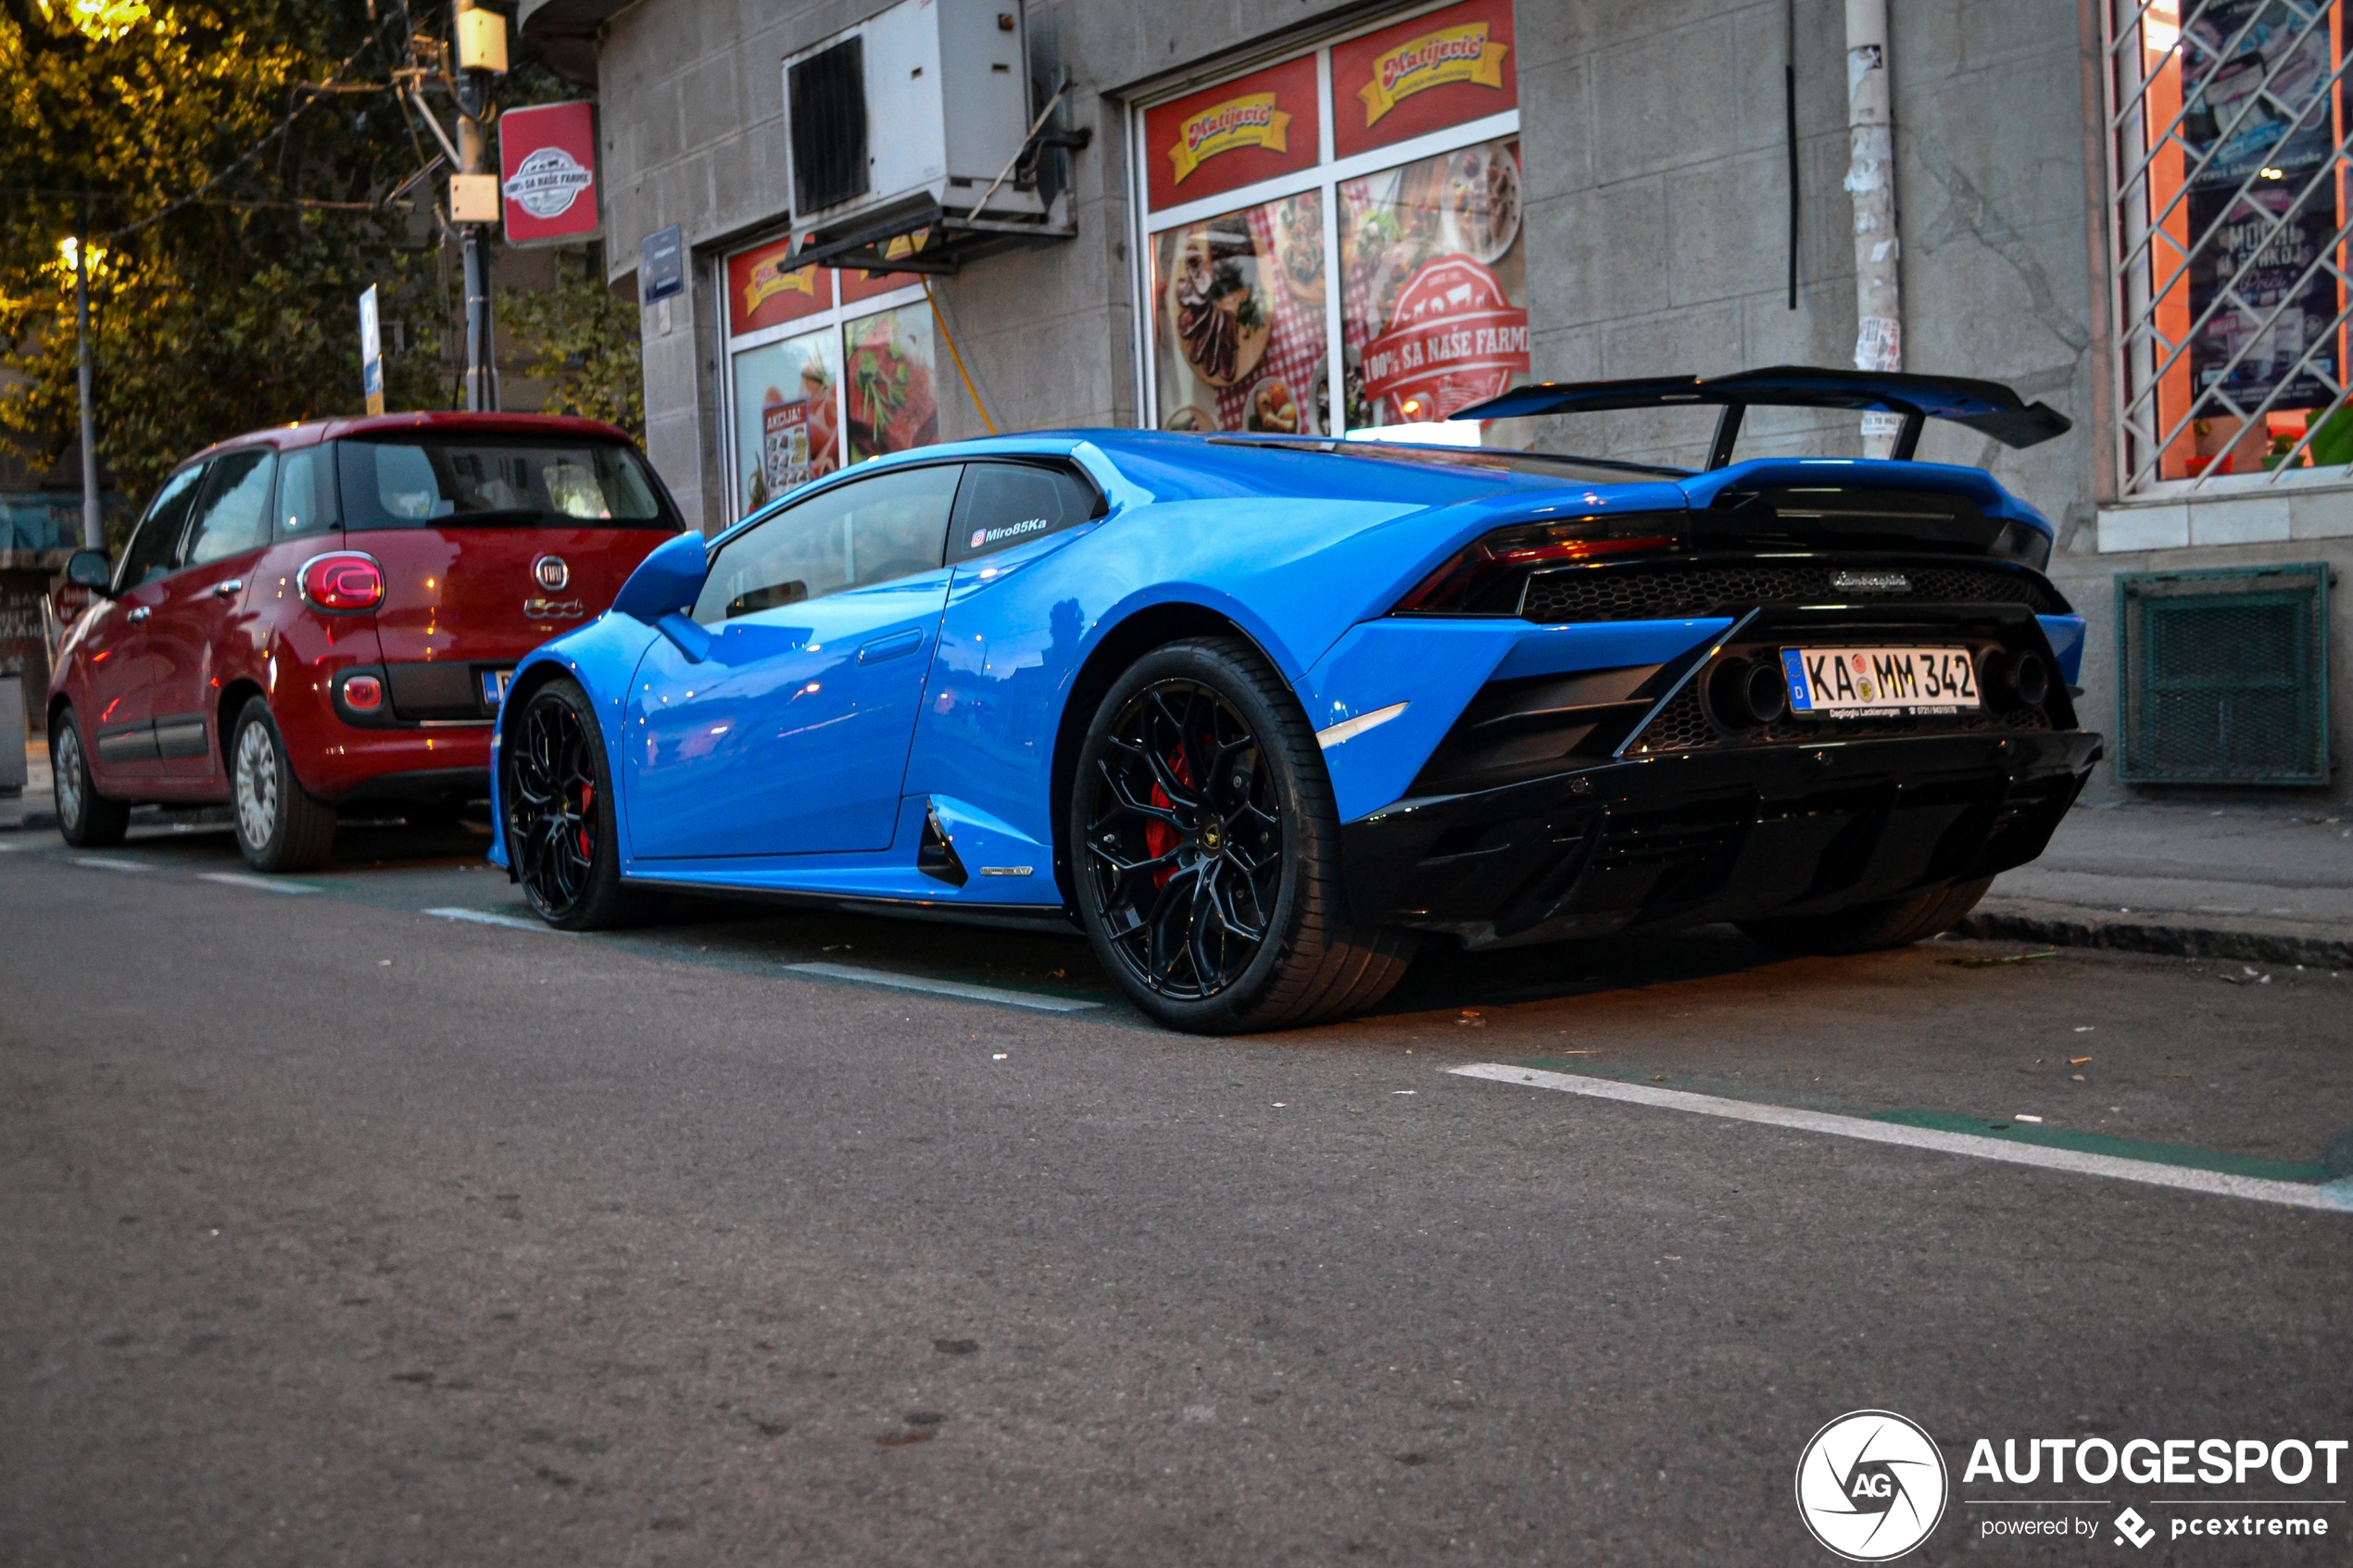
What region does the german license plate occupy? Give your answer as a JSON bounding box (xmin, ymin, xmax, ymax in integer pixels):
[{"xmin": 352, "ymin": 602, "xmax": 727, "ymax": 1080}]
[
  {"xmin": 1780, "ymin": 646, "xmax": 1980, "ymax": 717},
  {"xmin": 480, "ymin": 668, "xmax": 514, "ymax": 709}
]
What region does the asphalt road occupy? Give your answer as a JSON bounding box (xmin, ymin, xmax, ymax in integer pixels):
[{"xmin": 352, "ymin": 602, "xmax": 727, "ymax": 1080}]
[{"xmin": 3, "ymin": 818, "xmax": 2348, "ymax": 1566}]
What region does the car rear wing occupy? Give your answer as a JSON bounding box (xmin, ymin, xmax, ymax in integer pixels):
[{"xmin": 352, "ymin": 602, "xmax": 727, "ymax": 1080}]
[{"xmin": 1452, "ymin": 366, "xmax": 2072, "ymax": 467}]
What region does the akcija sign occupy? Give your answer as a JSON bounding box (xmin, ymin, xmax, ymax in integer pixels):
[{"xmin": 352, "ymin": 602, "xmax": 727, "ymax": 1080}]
[{"xmin": 498, "ymin": 100, "xmax": 599, "ymax": 245}]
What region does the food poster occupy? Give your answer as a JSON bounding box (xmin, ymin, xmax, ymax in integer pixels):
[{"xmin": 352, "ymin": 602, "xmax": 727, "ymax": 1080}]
[
  {"xmin": 844, "ymin": 305, "xmax": 941, "ymax": 463},
  {"xmin": 731, "ymin": 327, "xmax": 840, "ymax": 515},
  {"xmin": 1152, "ymin": 189, "xmax": 1326, "ymax": 435},
  {"xmin": 1340, "ymin": 136, "xmax": 1528, "ymax": 428},
  {"xmin": 2180, "ymin": 0, "xmax": 2341, "ymax": 409}
]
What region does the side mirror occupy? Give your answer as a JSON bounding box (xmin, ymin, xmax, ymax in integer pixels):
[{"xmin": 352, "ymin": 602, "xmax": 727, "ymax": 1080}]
[
  {"xmin": 64, "ymin": 549, "xmax": 115, "ymax": 596},
  {"xmin": 612, "ymin": 531, "xmax": 710, "ymax": 624}
]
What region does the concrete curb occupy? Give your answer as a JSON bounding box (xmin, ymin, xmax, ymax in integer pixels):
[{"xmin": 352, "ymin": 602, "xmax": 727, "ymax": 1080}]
[{"xmin": 1955, "ymin": 906, "xmax": 2353, "ymax": 971}]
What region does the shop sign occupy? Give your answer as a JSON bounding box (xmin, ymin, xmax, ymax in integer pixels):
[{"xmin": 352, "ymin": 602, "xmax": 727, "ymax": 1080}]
[
  {"xmin": 727, "ymin": 236, "xmax": 834, "ymax": 335},
  {"xmin": 1143, "ymin": 54, "xmax": 1319, "ymax": 211},
  {"xmin": 1332, "ymin": 0, "xmax": 1516, "ymax": 159},
  {"xmin": 497, "ymin": 101, "xmax": 600, "ymax": 245},
  {"xmin": 1360, "ymin": 255, "xmax": 1528, "ymax": 421}
]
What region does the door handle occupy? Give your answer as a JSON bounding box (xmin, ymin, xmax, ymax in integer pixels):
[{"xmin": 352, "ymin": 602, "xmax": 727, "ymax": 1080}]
[
  {"xmin": 127, "ymin": 606, "xmax": 151, "ymax": 622},
  {"xmin": 856, "ymin": 629, "xmax": 924, "ymax": 665},
  {"xmin": 212, "ymin": 578, "xmax": 243, "ymax": 597}
]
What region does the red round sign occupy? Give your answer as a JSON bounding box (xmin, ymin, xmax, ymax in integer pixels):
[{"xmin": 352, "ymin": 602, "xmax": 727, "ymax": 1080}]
[{"xmin": 1360, "ymin": 255, "xmax": 1529, "ymax": 422}]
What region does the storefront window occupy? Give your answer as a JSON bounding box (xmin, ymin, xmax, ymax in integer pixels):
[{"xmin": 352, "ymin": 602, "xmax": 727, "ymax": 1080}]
[
  {"xmin": 1136, "ymin": 0, "xmax": 1523, "ymax": 438},
  {"xmin": 2107, "ymin": 0, "xmax": 2353, "ymax": 489},
  {"xmin": 719, "ymin": 233, "xmax": 937, "ymax": 521}
]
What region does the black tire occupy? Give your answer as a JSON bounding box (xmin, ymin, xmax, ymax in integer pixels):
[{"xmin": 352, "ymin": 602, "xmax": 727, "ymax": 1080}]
[
  {"xmin": 1070, "ymin": 635, "xmax": 1418, "ymax": 1033},
  {"xmin": 1737, "ymin": 877, "xmax": 1994, "ymax": 956},
  {"xmin": 230, "ymin": 696, "xmax": 337, "ymax": 872},
  {"xmin": 50, "ymin": 706, "xmax": 130, "ymax": 847},
  {"xmin": 501, "ymin": 676, "xmax": 652, "ymax": 931}
]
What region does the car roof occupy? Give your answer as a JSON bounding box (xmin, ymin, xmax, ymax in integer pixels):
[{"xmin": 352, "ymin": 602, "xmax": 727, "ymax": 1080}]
[{"xmin": 169, "ymin": 411, "xmax": 641, "ymax": 472}]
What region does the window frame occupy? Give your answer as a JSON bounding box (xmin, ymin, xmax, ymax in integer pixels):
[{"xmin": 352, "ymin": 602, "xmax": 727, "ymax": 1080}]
[
  {"xmin": 715, "ymin": 240, "xmax": 938, "ymax": 527},
  {"xmin": 116, "ymin": 461, "xmax": 208, "ymax": 591},
  {"xmin": 180, "ymin": 445, "xmax": 280, "ymax": 571},
  {"xmin": 1125, "ymin": 0, "xmax": 1523, "ymax": 440}
]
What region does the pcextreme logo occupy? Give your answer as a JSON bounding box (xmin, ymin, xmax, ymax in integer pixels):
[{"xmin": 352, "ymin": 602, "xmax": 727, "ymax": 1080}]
[{"xmin": 1795, "ymin": 1411, "xmax": 1950, "ymax": 1562}]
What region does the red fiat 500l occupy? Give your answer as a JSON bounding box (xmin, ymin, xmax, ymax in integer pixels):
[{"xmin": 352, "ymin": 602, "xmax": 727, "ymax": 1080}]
[{"xmin": 47, "ymin": 412, "xmax": 686, "ymax": 871}]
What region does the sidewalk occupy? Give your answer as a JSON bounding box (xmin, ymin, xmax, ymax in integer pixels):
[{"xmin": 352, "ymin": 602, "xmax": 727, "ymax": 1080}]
[
  {"xmin": 0, "ymin": 736, "xmax": 50, "ymax": 833},
  {"xmin": 1961, "ymin": 799, "xmax": 2353, "ymax": 969}
]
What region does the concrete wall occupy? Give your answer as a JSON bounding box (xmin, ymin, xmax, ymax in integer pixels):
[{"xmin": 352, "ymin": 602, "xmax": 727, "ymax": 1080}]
[{"xmin": 583, "ymin": 0, "xmax": 2348, "ymax": 804}]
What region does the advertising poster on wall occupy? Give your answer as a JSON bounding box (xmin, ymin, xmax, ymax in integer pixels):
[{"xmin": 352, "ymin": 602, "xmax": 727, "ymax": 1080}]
[
  {"xmin": 1329, "ymin": 0, "xmax": 1516, "ymax": 161},
  {"xmin": 497, "ymin": 101, "xmax": 601, "ymax": 246},
  {"xmin": 2180, "ymin": 0, "xmax": 2339, "ymax": 409},
  {"xmin": 844, "ymin": 305, "xmax": 940, "ymax": 463},
  {"xmin": 1340, "ymin": 136, "xmax": 1528, "ymax": 427},
  {"xmin": 731, "ymin": 328, "xmax": 840, "ymax": 512},
  {"xmin": 1151, "ymin": 190, "xmax": 1324, "ymax": 434}
]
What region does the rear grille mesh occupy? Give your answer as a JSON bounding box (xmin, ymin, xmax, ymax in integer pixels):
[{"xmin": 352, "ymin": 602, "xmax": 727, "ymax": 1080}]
[{"xmin": 1520, "ymin": 561, "xmax": 2061, "ymax": 622}]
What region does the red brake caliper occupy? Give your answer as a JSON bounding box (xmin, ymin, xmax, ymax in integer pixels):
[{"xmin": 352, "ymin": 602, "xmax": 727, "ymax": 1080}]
[
  {"xmin": 578, "ymin": 782, "xmax": 595, "ymax": 858},
  {"xmin": 1142, "ymin": 746, "xmax": 1195, "ymax": 890}
]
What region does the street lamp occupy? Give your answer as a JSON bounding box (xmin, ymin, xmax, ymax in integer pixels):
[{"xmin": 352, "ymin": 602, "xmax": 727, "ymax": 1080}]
[{"xmin": 63, "ymin": 230, "xmax": 104, "ymax": 551}]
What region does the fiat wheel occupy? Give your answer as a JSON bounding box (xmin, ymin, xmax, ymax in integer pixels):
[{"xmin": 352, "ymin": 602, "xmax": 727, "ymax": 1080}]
[
  {"xmin": 50, "ymin": 706, "xmax": 130, "ymax": 847},
  {"xmin": 229, "ymin": 696, "xmax": 336, "ymax": 872},
  {"xmin": 1071, "ymin": 635, "xmax": 1417, "ymax": 1034},
  {"xmin": 501, "ymin": 677, "xmax": 651, "ymax": 931}
]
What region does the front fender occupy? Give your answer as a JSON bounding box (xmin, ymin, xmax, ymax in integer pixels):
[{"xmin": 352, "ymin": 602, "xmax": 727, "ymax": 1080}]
[{"xmin": 486, "ymin": 612, "xmax": 661, "ymax": 871}]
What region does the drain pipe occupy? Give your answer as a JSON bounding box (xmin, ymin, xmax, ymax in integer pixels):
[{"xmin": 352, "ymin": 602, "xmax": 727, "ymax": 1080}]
[{"xmin": 1843, "ymin": 0, "xmax": 1903, "ymax": 458}]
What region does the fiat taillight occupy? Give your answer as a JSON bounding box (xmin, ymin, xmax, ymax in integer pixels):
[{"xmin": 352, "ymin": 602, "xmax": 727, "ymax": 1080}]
[
  {"xmin": 342, "ymin": 673, "xmax": 384, "ymax": 710},
  {"xmin": 298, "ymin": 552, "xmax": 384, "ymax": 613},
  {"xmin": 1392, "ymin": 515, "xmax": 1682, "ymax": 615}
]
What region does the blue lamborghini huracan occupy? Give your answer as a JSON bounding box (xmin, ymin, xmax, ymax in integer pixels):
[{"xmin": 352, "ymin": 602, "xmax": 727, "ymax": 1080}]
[{"xmin": 488, "ymin": 368, "xmax": 2099, "ymax": 1032}]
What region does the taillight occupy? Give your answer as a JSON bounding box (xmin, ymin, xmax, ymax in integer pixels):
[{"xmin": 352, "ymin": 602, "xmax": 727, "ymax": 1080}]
[
  {"xmin": 342, "ymin": 673, "xmax": 384, "ymax": 710},
  {"xmin": 299, "ymin": 552, "xmax": 384, "ymax": 613},
  {"xmin": 1392, "ymin": 515, "xmax": 1682, "ymax": 614}
]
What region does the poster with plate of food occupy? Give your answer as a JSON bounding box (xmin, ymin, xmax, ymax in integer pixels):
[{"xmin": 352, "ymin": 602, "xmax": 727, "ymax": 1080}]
[{"xmin": 1152, "ymin": 190, "xmax": 1328, "ymax": 435}]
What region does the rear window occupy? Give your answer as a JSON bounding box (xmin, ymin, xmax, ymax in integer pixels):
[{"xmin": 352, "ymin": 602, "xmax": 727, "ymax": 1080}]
[{"xmin": 335, "ymin": 435, "xmax": 680, "ymax": 531}]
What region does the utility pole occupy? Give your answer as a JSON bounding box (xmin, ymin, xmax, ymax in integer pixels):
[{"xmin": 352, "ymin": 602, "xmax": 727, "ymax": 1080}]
[
  {"xmin": 452, "ymin": 0, "xmax": 507, "ymax": 411},
  {"xmin": 74, "ymin": 196, "xmax": 101, "ymax": 552},
  {"xmin": 1843, "ymin": 0, "xmax": 1903, "ymax": 459}
]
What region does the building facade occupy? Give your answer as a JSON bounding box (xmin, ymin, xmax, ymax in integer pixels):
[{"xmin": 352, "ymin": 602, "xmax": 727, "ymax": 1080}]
[{"xmin": 519, "ymin": 0, "xmax": 2353, "ymax": 805}]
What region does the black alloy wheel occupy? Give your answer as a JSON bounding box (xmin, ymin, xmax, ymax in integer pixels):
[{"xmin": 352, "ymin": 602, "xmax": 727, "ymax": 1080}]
[
  {"xmin": 502, "ymin": 677, "xmax": 648, "ymax": 930},
  {"xmin": 1072, "ymin": 636, "xmax": 1417, "ymax": 1033}
]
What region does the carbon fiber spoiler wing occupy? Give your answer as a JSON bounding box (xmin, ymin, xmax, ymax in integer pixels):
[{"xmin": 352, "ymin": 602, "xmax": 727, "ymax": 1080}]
[{"xmin": 1452, "ymin": 366, "xmax": 2072, "ymax": 467}]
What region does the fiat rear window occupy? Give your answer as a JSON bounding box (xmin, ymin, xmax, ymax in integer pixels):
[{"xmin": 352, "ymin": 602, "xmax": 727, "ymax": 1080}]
[{"xmin": 335, "ymin": 435, "xmax": 681, "ymax": 531}]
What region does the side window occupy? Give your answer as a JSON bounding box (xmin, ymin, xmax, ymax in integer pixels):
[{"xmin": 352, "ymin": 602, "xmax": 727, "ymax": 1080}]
[
  {"xmin": 119, "ymin": 464, "xmax": 206, "ymax": 588},
  {"xmin": 274, "ymin": 445, "xmax": 339, "ymax": 540},
  {"xmin": 692, "ymin": 463, "xmax": 963, "ymax": 625},
  {"xmin": 182, "ymin": 448, "xmax": 278, "ymax": 568},
  {"xmin": 946, "ymin": 461, "xmax": 1105, "ymax": 564}
]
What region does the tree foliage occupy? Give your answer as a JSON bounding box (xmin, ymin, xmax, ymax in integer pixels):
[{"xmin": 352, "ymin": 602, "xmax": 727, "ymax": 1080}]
[
  {"xmin": 499, "ymin": 245, "xmax": 641, "ymax": 440},
  {"xmin": 0, "ymin": 0, "xmax": 624, "ymax": 514}
]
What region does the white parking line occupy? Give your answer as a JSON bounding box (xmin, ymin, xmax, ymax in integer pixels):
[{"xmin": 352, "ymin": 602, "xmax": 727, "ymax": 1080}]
[
  {"xmin": 198, "ymin": 872, "xmax": 320, "ymax": 895},
  {"xmin": 422, "ymin": 906, "xmax": 571, "ymax": 935},
  {"xmin": 69, "ymin": 856, "xmax": 149, "ymax": 872},
  {"xmin": 1449, "ymin": 1063, "xmax": 2353, "ymax": 1215},
  {"xmin": 781, "ymin": 961, "xmax": 1101, "ymax": 1013}
]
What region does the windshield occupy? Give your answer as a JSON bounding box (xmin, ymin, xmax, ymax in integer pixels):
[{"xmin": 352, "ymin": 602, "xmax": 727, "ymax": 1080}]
[
  {"xmin": 336, "ymin": 435, "xmax": 680, "ymax": 531},
  {"xmin": 1206, "ymin": 434, "xmax": 1692, "ymax": 483}
]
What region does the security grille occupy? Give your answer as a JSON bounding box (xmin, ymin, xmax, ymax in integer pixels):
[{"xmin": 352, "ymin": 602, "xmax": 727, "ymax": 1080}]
[
  {"xmin": 2118, "ymin": 563, "xmax": 2332, "ymax": 783},
  {"xmin": 789, "ymin": 38, "xmax": 868, "ymax": 216},
  {"xmin": 1520, "ymin": 561, "xmax": 2063, "ymax": 623},
  {"xmin": 2101, "ymin": 0, "xmax": 2353, "ymax": 492}
]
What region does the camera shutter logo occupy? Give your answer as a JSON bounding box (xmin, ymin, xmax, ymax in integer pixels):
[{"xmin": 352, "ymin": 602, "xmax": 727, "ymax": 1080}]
[{"xmin": 1794, "ymin": 1410, "xmax": 1948, "ymax": 1562}]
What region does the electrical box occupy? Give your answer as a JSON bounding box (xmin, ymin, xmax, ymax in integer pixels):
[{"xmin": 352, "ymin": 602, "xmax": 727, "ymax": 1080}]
[
  {"xmin": 448, "ymin": 173, "xmax": 501, "ymax": 224},
  {"xmin": 783, "ymin": 0, "xmax": 1038, "ymax": 234},
  {"xmin": 456, "ymin": 6, "xmax": 509, "ymax": 73}
]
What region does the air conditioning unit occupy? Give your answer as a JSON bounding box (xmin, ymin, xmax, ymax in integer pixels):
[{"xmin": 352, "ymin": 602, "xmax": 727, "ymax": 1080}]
[{"xmin": 783, "ymin": 0, "xmax": 1043, "ymax": 242}]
